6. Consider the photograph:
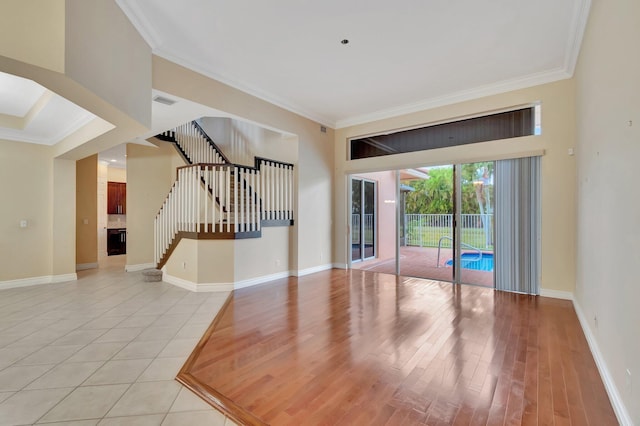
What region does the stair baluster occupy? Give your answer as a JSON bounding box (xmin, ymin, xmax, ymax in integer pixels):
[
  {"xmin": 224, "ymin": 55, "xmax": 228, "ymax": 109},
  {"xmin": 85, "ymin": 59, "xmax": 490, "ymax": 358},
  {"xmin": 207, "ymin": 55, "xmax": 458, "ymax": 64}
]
[{"xmin": 154, "ymin": 121, "xmax": 296, "ymax": 268}]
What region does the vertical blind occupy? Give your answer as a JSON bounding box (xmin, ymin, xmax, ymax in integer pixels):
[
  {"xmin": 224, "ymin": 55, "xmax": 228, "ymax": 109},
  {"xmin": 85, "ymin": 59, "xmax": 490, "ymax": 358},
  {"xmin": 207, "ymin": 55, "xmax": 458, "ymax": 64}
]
[{"xmin": 495, "ymin": 156, "xmax": 541, "ymax": 294}]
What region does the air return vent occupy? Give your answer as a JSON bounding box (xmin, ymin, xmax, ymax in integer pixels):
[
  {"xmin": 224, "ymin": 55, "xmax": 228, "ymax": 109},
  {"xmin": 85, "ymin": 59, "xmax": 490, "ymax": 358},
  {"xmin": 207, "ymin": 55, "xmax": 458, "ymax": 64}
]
[{"xmin": 153, "ymin": 95, "xmax": 177, "ymax": 106}]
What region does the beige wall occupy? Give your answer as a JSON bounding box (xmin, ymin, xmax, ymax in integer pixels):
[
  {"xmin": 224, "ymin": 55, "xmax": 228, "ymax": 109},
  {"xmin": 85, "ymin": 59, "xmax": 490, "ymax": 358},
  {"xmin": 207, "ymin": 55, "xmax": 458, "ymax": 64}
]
[
  {"xmin": 65, "ymin": 0, "xmax": 151, "ymax": 129},
  {"xmin": 167, "ymin": 239, "xmax": 237, "ymax": 285},
  {"xmin": 0, "ymin": 2, "xmax": 150, "ymax": 162},
  {"xmin": 76, "ymin": 154, "xmax": 97, "ymax": 266},
  {"xmin": 0, "ymin": 141, "xmax": 54, "ymax": 281},
  {"xmin": 164, "ymin": 239, "xmax": 203, "ymax": 284},
  {"xmin": 126, "ymin": 141, "xmax": 185, "ymax": 267},
  {"xmin": 164, "ymin": 227, "xmax": 290, "ymax": 286},
  {"xmin": 574, "ymin": 0, "xmax": 639, "ymax": 423},
  {"xmin": 0, "ymin": 141, "xmax": 76, "ymax": 284},
  {"xmin": 52, "ymin": 158, "xmax": 76, "ymax": 276},
  {"xmin": 234, "ymin": 227, "xmax": 290, "ymax": 282},
  {"xmin": 334, "ymin": 79, "xmax": 577, "ymax": 294},
  {"xmin": 107, "ymin": 167, "xmax": 126, "ymax": 183},
  {"xmin": 0, "ymin": 0, "xmax": 65, "ymax": 73},
  {"xmin": 152, "ymin": 56, "xmax": 334, "ymax": 273},
  {"xmin": 0, "ymin": 0, "xmax": 154, "ymax": 283}
]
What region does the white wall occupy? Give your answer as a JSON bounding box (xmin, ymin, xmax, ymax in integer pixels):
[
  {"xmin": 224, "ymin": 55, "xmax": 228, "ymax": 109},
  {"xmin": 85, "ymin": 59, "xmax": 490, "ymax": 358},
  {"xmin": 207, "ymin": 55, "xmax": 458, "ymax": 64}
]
[
  {"xmin": 574, "ymin": 0, "xmax": 639, "ymax": 423},
  {"xmin": 199, "ymin": 117, "xmax": 296, "ymax": 167}
]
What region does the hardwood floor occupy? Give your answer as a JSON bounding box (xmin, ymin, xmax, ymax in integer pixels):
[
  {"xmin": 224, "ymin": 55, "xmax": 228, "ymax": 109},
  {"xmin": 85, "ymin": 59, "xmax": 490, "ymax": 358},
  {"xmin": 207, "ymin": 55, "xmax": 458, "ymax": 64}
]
[{"xmin": 178, "ymin": 269, "xmax": 618, "ymax": 425}]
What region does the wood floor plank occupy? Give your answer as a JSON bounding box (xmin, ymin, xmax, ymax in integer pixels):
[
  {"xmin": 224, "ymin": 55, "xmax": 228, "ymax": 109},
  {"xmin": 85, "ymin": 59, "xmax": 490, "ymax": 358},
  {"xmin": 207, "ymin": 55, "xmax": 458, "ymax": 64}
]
[{"xmin": 177, "ymin": 269, "xmax": 619, "ymax": 425}]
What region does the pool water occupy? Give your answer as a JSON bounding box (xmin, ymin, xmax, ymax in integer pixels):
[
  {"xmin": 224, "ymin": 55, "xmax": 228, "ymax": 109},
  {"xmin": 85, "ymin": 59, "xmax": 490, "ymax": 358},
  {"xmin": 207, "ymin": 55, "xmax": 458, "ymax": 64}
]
[{"xmin": 445, "ymin": 252, "xmax": 494, "ymax": 271}]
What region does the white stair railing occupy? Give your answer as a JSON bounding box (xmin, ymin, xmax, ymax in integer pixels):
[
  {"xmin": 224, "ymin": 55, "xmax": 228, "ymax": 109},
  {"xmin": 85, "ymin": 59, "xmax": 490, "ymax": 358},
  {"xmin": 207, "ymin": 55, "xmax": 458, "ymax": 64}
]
[
  {"xmin": 155, "ymin": 163, "xmax": 262, "ymax": 266},
  {"xmin": 158, "ymin": 123, "xmax": 294, "ymax": 224},
  {"xmin": 154, "ymin": 123, "xmax": 296, "ymax": 267},
  {"xmin": 257, "ymin": 158, "xmax": 294, "ymax": 222},
  {"xmin": 160, "ymin": 122, "xmax": 227, "ymax": 165}
]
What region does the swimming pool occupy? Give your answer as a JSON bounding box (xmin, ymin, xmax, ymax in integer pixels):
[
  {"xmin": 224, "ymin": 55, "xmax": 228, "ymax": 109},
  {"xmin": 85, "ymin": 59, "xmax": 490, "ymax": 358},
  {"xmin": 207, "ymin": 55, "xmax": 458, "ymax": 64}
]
[{"xmin": 445, "ymin": 252, "xmax": 494, "ymax": 271}]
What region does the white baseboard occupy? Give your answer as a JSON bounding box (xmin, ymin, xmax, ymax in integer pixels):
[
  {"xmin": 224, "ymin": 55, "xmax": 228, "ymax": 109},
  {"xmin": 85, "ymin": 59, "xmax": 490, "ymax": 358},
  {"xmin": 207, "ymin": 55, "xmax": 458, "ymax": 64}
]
[
  {"xmin": 195, "ymin": 283, "xmax": 234, "ymax": 292},
  {"xmin": 573, "ymin": 299, "xmax": 633, "ymax": 426},
  {"xmin": 293, "ymin": 263, "xmax": 334, "ymax": 277},
  {"xmin": 125, "ymin": 263, "xmax": 156, "ymax": 272},
  {"xmin": 0, "ymin": 273, "xmax": 77, "ymax": 290},
  {"xmin": 76, "ymin": 263, "xmax": 98, "ymax": 271},
  {"xmin": 539, "ymin": 288, "xmax": 573, "ymax": 300},
  {"xmin": 162, "ymin": 270, "xmax": 300, "ymax": 293},
  {"xmin": 162, "ymin": 272, "xmax": 233, "ymax": 292},
  {"xmin": 234, "ymin": 271, "xmax": 292, "ymax": 290},
  {"xmin": 332, "ymin": 263, "xmax": 348, "ymax": 270},
  {"xmin": 51, "ymin": 273, "xmax": 77, "ymax": 284}
]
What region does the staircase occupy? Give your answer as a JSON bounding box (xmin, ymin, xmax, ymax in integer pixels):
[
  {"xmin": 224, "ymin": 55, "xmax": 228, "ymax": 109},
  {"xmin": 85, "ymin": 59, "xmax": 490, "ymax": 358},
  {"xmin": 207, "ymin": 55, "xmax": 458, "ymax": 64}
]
[{"xmin": 154, "ymin": 121, "xmax": 294, "ymax": 269}]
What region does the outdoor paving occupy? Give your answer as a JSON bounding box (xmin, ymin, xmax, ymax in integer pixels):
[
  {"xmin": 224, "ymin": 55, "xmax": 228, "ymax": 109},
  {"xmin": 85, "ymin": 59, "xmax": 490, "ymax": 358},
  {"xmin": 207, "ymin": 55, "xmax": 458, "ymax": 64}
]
[{"xmin": 352, "ymin": 246, "xmax": 494, "ymax": 287}]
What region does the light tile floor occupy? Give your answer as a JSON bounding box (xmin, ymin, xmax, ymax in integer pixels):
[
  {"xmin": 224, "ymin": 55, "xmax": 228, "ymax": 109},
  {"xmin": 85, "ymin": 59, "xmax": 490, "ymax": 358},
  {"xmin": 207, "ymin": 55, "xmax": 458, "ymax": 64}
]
[{"xmin": 0, "ymin": 256, "xmax": 237, "ymax": 426}]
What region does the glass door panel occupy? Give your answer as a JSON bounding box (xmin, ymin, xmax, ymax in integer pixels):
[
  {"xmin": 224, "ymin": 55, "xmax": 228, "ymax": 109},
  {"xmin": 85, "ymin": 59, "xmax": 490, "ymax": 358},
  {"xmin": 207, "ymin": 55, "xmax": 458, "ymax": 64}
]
[
  {"xmin": 399, "ymin": 166, "xmax": 453, "ymax": 282},
  {"xmin": 363, "ymin": 181, "xmax": 375, "ymax": 259},
  {"xmin": 459, "ymin": 162, "xmax": 495, "ymax": 287},
  {"xmin": 351, "ymin": 179, "xmax": 362, "ymax": 262}
]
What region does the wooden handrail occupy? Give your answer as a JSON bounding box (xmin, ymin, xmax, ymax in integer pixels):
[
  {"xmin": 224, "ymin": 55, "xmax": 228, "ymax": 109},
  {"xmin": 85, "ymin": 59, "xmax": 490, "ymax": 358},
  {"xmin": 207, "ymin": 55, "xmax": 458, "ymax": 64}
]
[
  {"xmin": 154, "ymin": 122, "xmax": 296, "ymax": 267},
  {"xmin": 192, "ymin": 121, "xmax": 232, "ymax": 163},
  {"xmin": 158, "ymin": 121, "xmax": 294, "ymax": 171},
  {"xmin": 254, "ymin": 156, "xmax": 295, "ymax": 169},
  {"xmin": 176, "ymin": 163, "xmax": 229, "ymax": 179}
]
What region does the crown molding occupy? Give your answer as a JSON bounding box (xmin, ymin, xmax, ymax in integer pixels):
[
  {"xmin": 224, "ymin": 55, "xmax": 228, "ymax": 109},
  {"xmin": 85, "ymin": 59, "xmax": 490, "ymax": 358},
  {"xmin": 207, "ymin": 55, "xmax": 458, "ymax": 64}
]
[
  {"xmin": 153, "ymin": 48, "xmax": 335, "ymax": 128},
  {"xmin": 116, "ymin": 0, "xmax": 590, "ymax": 132},
  {"xmin": 0, "ymin": 110, "xmax": 95, "ymax": 145},
  {"xmin": 335, "ymin": 67, "xmax": 572, "ymax": 129},
  {"xmin": 115, "ymin": 0, "xmax": 163, "ymax": 49},
  {"xmin": 51, "ymin": 111, "xmax": 97, "ymax": 144},
  {"xmin": 564, "ymin": 0, "xmax": 592, "ymax": 75}
]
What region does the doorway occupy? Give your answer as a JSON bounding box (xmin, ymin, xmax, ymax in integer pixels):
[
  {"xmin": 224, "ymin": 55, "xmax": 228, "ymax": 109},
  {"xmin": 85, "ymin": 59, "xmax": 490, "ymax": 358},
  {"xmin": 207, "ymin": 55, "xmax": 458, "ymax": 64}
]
[
  {"xmin": 351, "ymin": 177, "xmax": 376, "ymax": 263},
  {"xmin": 397, "ymin": 163, "xmax": 494, "ymax": 287},
  {"xmin": 349, "ymin": 162, "xmax": 496, "ymax": 288}
]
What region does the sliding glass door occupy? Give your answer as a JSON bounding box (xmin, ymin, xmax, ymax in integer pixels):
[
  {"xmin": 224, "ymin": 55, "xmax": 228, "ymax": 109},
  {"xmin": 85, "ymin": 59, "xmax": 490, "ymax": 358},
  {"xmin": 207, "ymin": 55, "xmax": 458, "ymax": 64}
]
[
  {"xmin": 399, "ymin": 166, "xmax": 453, "ymax": 282},
  {"xmin": 351, "ymin": 178, "xmax": 376, "ymax": 263},
  {"xmin": 459, "ymin": 162, "xmax": 495, "ymax": 287},
  {"xmin": 397, "ymin": 162, "xmax": 494, "ymax": 287},
  {"xmin": 350, "ymin": 158, "xmax": 539, "ymax": 294}
]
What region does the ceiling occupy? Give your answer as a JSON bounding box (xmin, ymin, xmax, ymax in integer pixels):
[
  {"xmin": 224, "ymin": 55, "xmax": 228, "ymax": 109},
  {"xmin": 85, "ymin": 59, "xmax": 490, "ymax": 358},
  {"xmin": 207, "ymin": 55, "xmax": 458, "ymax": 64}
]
[
  {"xmin": 98, "ymin": 143, "xmax": 127, "ymax": 169},
  {"xmin": 0, "ymin": 2, "xmax": 590, "ymax": 151},
  {"xmin": 0, "ymin": 71, "xmax": 96, "ymax": 145},
  {"xmin": 97, "ymin": 88, "xmax": 257, "ymax": 168},
  {"xmin": 116, "ymin": 0, "xmax": 590, "ymax": 128}
]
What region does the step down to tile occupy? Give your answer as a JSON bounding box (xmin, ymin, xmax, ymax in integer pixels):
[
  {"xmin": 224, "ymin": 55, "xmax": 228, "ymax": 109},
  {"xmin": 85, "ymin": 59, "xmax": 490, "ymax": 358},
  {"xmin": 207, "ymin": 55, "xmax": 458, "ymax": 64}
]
[{"xmin": 142, "ymin": 268, "xmax": 163, "ymax": 282}]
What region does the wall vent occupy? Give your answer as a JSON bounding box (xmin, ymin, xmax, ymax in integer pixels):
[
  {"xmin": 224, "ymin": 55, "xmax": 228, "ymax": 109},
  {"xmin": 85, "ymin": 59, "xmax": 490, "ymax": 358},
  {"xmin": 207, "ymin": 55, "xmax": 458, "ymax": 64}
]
[{"xmin": 153, "ymin": 96, "xmax": 177, "ymax": 106}]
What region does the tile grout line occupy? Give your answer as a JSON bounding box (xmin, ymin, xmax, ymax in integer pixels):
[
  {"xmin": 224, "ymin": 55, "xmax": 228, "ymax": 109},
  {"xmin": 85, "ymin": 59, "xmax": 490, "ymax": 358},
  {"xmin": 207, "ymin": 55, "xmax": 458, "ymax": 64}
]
[{"xmin": 0, "ymin": 258, "xmax": 232, "ymax": 426}]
